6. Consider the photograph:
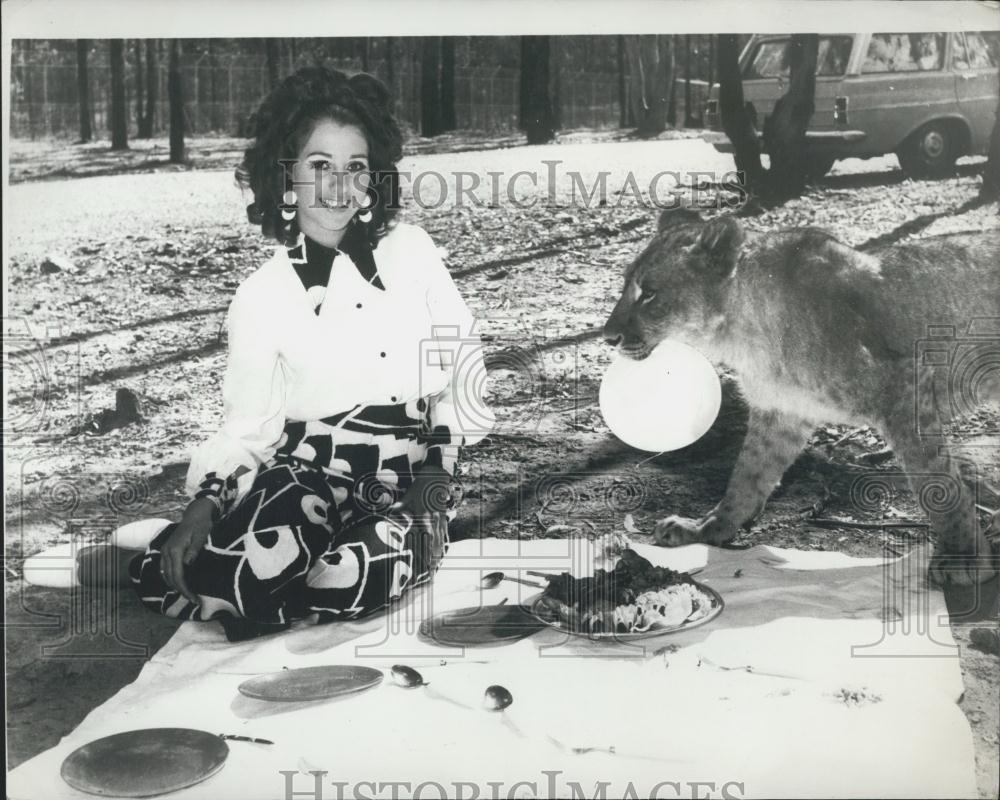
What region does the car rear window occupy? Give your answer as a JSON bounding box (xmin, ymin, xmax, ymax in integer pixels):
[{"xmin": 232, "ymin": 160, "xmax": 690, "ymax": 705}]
[
  {"xmin": 862, "ymin": 33, "xmax": 946, "ymax": 73},
  {"xmin": 952, "ymin": 31, "xmax": 1000, "ymax": 70},
  {"xmin": 743, "ymin": 36, "xmax": 854, "ymax": 79}
]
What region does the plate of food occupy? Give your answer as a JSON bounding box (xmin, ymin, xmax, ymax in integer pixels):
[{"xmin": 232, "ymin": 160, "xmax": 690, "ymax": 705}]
[{"xmin": 526, "ymin": 548, "xmax": 723, "ymax": 640}]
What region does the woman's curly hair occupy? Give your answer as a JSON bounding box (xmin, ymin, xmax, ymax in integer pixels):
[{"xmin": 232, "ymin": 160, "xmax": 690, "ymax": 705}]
[{"xmin": 237, "ymin": 67, "xmax": 403, "ymax": 249}]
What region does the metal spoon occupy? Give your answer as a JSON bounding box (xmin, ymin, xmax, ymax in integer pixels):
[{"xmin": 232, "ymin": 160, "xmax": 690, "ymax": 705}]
[{"xmin": 480, "ymin": 571, "xmax": 545, "ymax": 590}]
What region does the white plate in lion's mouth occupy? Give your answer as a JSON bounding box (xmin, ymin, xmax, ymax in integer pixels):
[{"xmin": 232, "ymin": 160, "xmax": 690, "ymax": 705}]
[
  {"xmin": 525, "ymin": 581, "xmax": 725, "ymax": 641},
  {"xmin": 599, "ymin": 338, "xmax": 722, "ymax": 452}
]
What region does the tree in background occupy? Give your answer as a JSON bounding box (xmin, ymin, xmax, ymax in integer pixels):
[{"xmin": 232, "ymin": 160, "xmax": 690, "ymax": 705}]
[
  {"xmin": 109, "ymin": 39, "xmax": 129, "ymax": 150},
  {"xmin": 360, "ymin": 37, "xmax": 369, "ymax": 72},
  {"xmin": 980, "ymin": 66, "xmax": 1000, "ymax": 202},
  {"xmin": 76, "ymin": 39, "xmax": 92, "ymax": 142},
  {"xmin": 707, "ymin": 36, "xmax": 715, "ymax": 90},
  {"xmin": 139, "ymin": 39, "xmax": 157, "ymax": 138},
  {"xmin": 134, "ymin": 40, "xmax": 144, "ymax": 138},
  {"xmin": 717, "ymin": 33, "xmax": 819, "ymax": 203},
  {"xmin": 519, "ymin": 36, "xmax": 556, "ymax": 144},
  {"xmin": 208, "ymin": 38, "xmax": 221, "ymax": 131},
  {"xmin": 265, "ymin": 39, "xmax": 280, "ymax": 90},
  {"xmin": 385, "ymin": 37, "xmax": 396, "ymax": 90},
  {"xmin": 168, "ymin": 39, "xmax": 186, "ymax": 163},
  {"xmin": 24, "ymin": 40, "xmax": 37, "ymax": 139},
  {"xmin": 717, "ymin": 34, "xmax": 763, "ymax": 189},
  {"xmin": 550, "ymin": 38, "xmax": 563, "ymax": 131},
  {"xmin": 763, "ymin": 34, "xmax": 819, "ymax": 197},
  {"xmin": 441, "ymin": 37, "xmax": 457, "ymax": 132},
  {"xmin": 666, "ymin": 68, "xmax": 679, "ymax": 127},
  {"xmin": 420, "ymin": 37, "xmax": 443, "ymax": 136},
  {"xmin": 617, "ymin": 36, "xmax": 629, "ymax": 128},
  {"xmin": 683, "ymin": 35, "xmax": 694, "ymax": 127},
  {"xmin": 419, "ymin": 37, "xmax": 458, "ymax": 136},
  {"xmin": 13, "ymin": 36, "xmax": 657, "ymax": 142},
  {"xmin": 624, "ymin": 35, "xmax": 674, "ymax": 138}
]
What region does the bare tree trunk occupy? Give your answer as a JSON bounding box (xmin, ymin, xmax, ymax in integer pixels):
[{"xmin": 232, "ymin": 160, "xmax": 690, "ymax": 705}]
[
  {"xmin": 519, "ymin": 36, "xmax": 555, "ymax": 144},
  {"xmin": 76, "ymin": 39, "xmax": 93, "ymax": 142},
  {"xmin": 708, "ymin": 35, "xmax": 715, "ymax": 91},
  {"xmin": 209, "ymin": 38, "xmax": 220, "ymax": 131},
  {"xmin": 763, "ymin": 34, "xmax": 819, "ymax": 198},
  {"xmin": 265, "ymin": 39, "xmax": 280, "ymax": 90},
  {"xmin": 109, "ymin": 39, "xmax": 129, "ymax": 150},
  {"xmin": 134, "ymin": 40, "xmax": 144, "ymax": 138},
  {"xmin": 684, "ymin": 35, "xmax": 694, "ymax": 127},
  {"xmin": 141, "ymin": 39, "xmax": 157, "ymax": 138},
  {"xmin": 441, "ymin": 37, "xmax": 456, "ymax": 131},
  {"xmin": 386, "ymin": 37, "xmax": 395, "ymax": 89},
  {"xmin": 23, "ymin": 41, "xmax": 37, "ymax": 140},
  {"xmin": 980, "ymin": 67, "xmax": 1000, "ymax": 202},
  {"xmin": 625, "ymin": 35, "xmax": 674, "ymax": 137},
  {"xmin": 617, "ymin": 35, "xmax": 628, "ymax": 128},
  {"xmin": 717, "ymin": 33, "xmax": 764, "ymax": 192},
  {"xmin": 550, "ymin": 37, "xmax": 563, "ymax": 131},
  {"xmin": 361, "ymin": 37, "xmax": 369, "ymax": 72},
  {"xmin": 420, "ymin": 37, "xmax": 443, "ymax": 136},
  {"xmin": 411, "ymin": 38, "xmax": 420, "ymax": 112},
  {"xmin": 667, "ymin": 59, "xmax": 679, "ymax": 127},
  {"xmin": 168, "ymin": 39, "xmax": 186, "ymax": 163}
]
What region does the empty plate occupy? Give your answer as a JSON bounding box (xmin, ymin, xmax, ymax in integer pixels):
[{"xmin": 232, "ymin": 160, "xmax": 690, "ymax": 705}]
[
  {"xmin": 237, "ymin": 665, "xmax": 383, "ymax": 702},
  {"xmin": 418, "ymin": 604, "xmax": 545, "ymax": 647},
  {"xmin": 61, "ymin": 728, "xmax": 229, "ymax": 797}
]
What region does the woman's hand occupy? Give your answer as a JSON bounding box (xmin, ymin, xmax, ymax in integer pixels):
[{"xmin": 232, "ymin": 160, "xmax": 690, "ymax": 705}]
[
  {"xmin": 389, "ymin": 466, "xmax": 451, "ymax": 571},
  {"xmin": 160, "ymin": 498, "xmax": 215, "ymax": 603}
]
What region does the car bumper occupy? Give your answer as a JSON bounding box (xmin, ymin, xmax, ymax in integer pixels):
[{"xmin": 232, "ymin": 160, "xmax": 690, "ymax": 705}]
[{"xmin": 702, "ymin": 129, "xmax": 868, "ymax": 153}]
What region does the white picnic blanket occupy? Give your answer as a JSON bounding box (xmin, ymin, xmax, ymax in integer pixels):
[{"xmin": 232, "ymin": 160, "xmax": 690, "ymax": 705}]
[{"xmin": 7, "ymin": 538, "xmax": 977, "ymax": 800}]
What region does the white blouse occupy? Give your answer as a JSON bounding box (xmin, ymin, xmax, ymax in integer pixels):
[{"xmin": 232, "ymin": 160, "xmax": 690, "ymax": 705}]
[{"xmin": 184, "ymin": 222, "xmax": 494, "ymax": 508}]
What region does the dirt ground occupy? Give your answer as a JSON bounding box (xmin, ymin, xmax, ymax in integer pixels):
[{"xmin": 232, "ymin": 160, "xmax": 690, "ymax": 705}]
[{"xmin": 4, "ymin": 134, "xmax": 999, "ymax": 797}]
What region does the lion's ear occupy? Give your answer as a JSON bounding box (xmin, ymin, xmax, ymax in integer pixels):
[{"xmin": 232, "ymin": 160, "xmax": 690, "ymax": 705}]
[
  {"xmin": 698, "ymin": 216, "xmax": 744, "ymax": 276},
  {"xmin": 657, "ymin": 206, "xmax": 702, "ymax": 232}
]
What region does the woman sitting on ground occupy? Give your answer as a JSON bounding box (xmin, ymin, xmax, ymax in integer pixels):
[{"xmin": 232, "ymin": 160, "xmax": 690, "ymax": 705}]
[{"xmin": 125, "ymin": 67, "xmax": 492, "ymax": 640}]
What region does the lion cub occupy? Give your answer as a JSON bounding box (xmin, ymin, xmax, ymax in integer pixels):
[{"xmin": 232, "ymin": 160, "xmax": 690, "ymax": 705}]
[{"xmin": 603, "ymin": 208, "xmax": 999, "ymax": 585}]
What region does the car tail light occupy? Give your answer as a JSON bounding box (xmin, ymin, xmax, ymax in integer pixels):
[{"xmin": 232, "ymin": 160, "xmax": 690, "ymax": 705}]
[{"xmin": 834, "ymin": 96, "xmax": 849, "ymax": 125}]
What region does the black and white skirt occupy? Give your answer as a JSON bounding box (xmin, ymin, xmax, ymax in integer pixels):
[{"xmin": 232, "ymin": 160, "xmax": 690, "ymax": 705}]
[{"xmin": 129, "ymin": 399, "xmax": 455, "ymax": 640}]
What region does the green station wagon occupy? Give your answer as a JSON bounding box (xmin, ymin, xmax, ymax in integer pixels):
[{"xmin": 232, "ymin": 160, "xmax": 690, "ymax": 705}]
[{"xmin": 703, "ymin": 31, "xmax": 1000, "ymax": 177}]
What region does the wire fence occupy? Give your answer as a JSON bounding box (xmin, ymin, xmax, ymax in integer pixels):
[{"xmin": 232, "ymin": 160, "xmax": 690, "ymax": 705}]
[{"xmin": 9, "ymin": 50, "xmax": 711, "ymax": 140}]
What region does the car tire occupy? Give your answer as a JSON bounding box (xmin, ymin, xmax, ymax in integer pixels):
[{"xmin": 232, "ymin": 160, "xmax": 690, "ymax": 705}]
[{"xmin": 896, "ymin": 122, "xmax": 958, "ymax": 179}]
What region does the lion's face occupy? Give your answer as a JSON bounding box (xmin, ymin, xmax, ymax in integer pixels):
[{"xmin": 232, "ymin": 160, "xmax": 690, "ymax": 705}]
[{"xmin": 603, "ymin": 211, "xmax": 744, "ymax": 360}]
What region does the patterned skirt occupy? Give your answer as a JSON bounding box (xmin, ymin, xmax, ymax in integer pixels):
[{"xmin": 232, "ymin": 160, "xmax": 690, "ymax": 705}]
[{"xmin": 129, "ymin": 399, "xmax": 453, "ymax": 641}]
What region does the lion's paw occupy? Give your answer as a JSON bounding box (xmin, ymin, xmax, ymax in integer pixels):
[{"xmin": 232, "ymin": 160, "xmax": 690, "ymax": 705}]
[
  {"xmin": 928, "ymin": 545, "xmax": 999, "ymax": 587},
  {"xmin": 653, "ymin": 514, "xmax": 736, "ymax": 547}
]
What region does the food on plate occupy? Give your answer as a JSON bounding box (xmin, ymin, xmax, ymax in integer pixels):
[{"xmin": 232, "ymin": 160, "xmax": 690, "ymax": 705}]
[{"xmin": 539, "ymin": 548, "xmax": 717, "ymax": 634}]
